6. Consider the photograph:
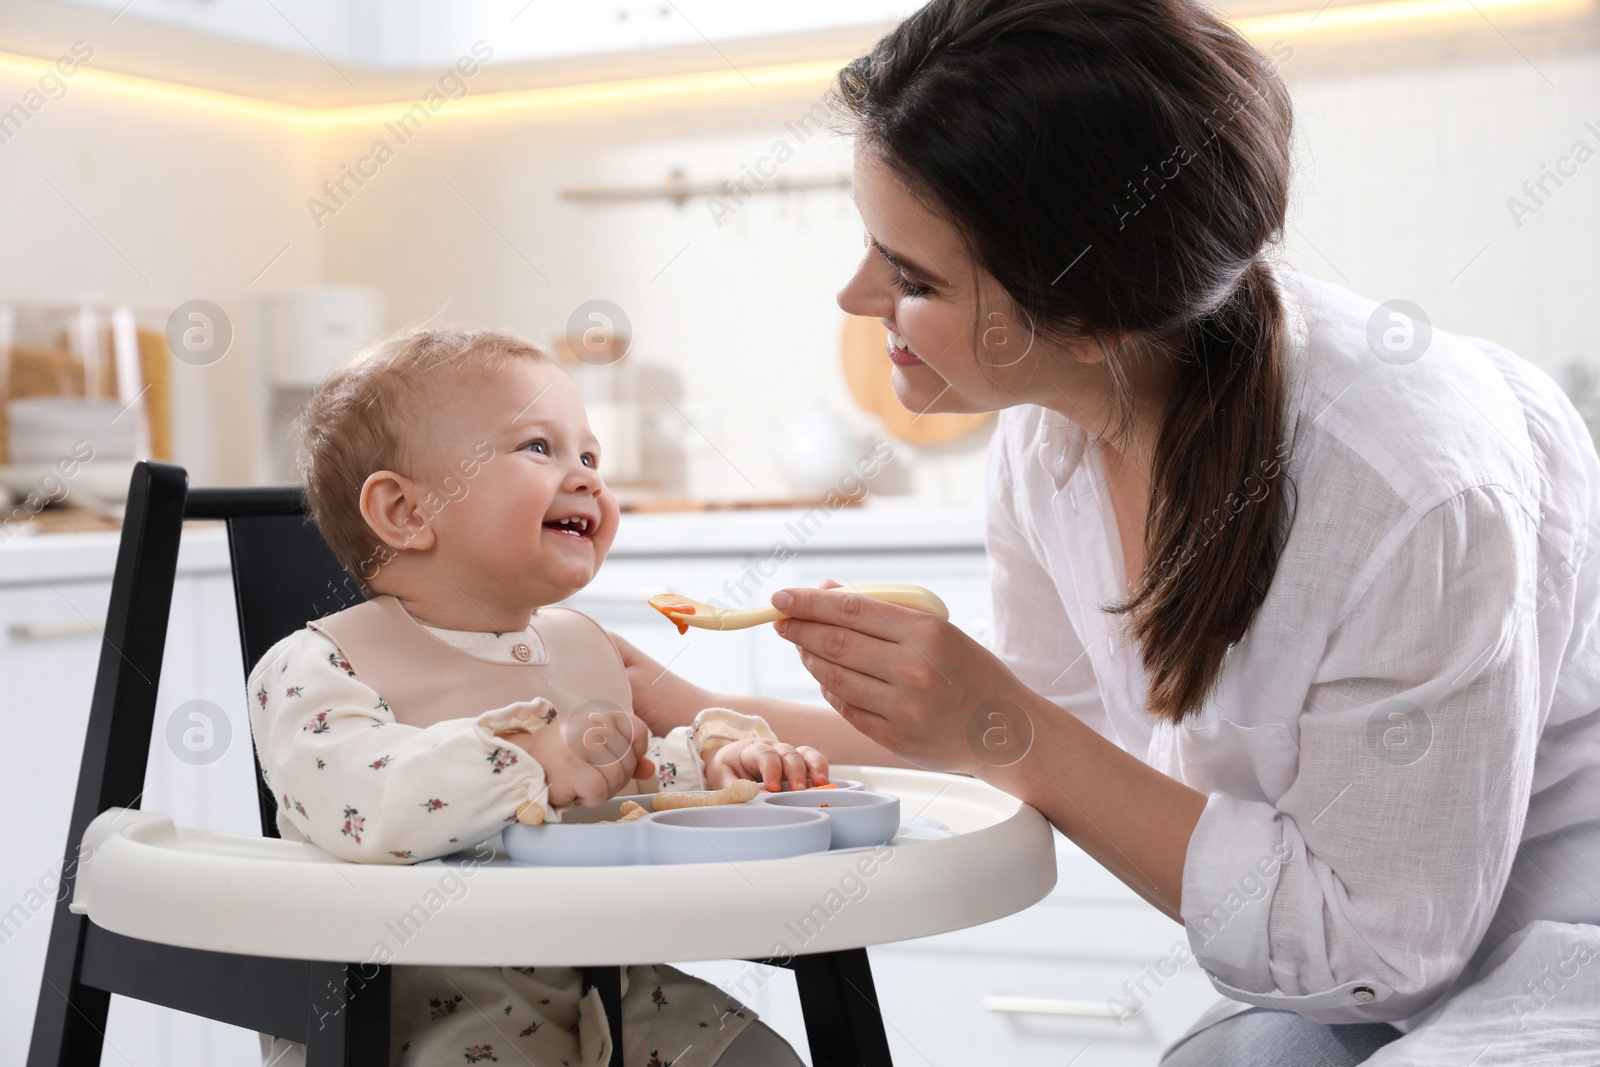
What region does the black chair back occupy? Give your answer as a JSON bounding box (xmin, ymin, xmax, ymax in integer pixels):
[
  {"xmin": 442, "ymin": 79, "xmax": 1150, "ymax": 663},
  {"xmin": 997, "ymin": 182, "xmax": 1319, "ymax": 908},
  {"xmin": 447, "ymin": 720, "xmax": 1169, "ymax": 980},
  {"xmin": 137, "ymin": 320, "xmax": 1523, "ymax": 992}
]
[{"xmin": 185, "ymin": 484, "xmax": 358, "ymax": 836}]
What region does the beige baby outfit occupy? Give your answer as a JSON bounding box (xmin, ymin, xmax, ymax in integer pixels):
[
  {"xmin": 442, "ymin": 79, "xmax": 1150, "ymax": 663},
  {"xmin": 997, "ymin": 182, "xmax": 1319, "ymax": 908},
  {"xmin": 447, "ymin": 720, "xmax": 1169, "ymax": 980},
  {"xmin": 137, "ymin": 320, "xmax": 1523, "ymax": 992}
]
[{"xmin": 248, "ymin": 594, "xmax": 776, "ymax": 1067}]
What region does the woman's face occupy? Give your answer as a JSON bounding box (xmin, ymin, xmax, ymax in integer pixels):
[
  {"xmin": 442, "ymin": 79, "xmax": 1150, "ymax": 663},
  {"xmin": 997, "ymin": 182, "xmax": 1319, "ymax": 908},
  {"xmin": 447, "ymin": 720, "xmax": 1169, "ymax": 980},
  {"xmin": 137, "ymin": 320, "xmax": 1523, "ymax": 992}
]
[{"xmin": 837, "ymin": 141, "xmax": 1107, "ymax": 420}]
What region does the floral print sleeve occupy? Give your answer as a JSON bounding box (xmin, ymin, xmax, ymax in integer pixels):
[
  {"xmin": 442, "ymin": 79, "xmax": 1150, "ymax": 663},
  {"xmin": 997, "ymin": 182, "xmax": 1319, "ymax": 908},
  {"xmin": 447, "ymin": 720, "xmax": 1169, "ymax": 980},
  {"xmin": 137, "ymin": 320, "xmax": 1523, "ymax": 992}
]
[
  {"xmin": 247, "ymin": 629, "xmax": 556, "ymax": 863},
  {"xmin": 644, "ymin": 708, "xmax": 780, "ymax": 793}
]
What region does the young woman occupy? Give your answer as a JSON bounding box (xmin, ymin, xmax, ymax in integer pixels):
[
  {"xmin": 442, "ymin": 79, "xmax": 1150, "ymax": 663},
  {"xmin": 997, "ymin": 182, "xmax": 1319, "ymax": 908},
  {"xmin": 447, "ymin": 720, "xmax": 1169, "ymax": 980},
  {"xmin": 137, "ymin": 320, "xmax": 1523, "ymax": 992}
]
[{"xmin": 614, "ymin": 0, "xmax": 1600, "ymax": 1062}]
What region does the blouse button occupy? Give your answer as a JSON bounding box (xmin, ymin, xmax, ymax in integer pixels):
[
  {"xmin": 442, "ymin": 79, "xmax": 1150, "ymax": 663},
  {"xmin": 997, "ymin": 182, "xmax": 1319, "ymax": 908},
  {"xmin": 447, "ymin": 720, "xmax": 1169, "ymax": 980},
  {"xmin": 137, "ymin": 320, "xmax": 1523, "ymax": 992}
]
[
  {"xmin": 1352, "ymin": 986, "xmax": 1376, "ymax": 1002},
  {"xmin": 511, "ymin": 642, "xmax": 532, "ymax": 662}
]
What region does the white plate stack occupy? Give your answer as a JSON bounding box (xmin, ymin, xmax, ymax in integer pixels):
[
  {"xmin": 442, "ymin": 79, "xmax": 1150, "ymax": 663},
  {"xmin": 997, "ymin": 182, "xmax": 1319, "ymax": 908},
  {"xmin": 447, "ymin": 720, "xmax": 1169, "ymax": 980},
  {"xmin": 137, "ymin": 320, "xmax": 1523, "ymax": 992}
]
[{"xmin": 7, "ymin": 398, "xmax": 139, "ymax": 465}]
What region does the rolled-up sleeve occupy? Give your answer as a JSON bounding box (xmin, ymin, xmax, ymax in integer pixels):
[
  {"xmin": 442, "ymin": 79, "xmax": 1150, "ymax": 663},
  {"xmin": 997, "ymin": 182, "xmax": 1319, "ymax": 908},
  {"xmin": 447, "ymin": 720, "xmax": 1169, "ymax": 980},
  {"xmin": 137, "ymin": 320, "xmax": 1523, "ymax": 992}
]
[
  {"xmin": 248, "ymin": 629, "xmax": 557, "ymax": 862},
  {"xmin": 1181, "ymin": 484, "xmax": 1541, "ymax": 1022}
]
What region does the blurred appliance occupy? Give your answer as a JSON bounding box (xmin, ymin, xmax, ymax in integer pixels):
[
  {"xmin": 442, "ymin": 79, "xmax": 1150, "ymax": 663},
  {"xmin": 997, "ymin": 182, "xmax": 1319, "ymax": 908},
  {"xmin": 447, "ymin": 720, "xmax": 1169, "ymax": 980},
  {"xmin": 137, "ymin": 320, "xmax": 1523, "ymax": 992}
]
[
  {"xmin": 250, "ymin": 286, "xmax": 383, "ymax": 482},
  {"xmin": 552, "ymin": 328, "xmax": 644, "ymax": 485}
]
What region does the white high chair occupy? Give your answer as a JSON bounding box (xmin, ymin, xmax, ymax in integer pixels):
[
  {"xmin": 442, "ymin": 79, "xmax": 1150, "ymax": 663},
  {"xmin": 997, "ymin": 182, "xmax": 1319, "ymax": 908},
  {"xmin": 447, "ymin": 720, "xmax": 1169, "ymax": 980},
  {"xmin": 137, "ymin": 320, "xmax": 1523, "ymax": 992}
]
[{"xmin": 28, "ymin": 461, "xmax": 1055, "ymax": 1067}]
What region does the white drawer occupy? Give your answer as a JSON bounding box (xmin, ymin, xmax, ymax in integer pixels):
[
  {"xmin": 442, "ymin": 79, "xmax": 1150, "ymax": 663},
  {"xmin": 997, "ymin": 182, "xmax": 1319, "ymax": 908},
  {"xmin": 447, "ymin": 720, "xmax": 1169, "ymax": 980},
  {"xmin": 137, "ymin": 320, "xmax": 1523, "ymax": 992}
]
[{"xmin": 870, "ymin": 936, "xmax": 1213, "ymax": 1067}]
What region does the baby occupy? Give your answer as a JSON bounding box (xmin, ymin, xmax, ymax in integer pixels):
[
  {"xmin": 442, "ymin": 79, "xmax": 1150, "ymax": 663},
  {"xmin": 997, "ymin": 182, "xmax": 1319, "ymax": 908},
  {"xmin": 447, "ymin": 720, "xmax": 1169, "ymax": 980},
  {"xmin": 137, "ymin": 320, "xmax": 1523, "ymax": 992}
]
[{"xmin": 248, "ymin": 328, "xmax": 820, "ymax": 1067}]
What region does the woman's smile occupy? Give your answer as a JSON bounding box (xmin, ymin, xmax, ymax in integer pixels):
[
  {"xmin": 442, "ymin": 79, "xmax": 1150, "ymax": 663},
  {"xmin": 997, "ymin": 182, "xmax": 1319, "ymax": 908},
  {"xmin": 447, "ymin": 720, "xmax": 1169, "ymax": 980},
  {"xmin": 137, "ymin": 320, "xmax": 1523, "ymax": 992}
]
[{"xmin": 884, "ymin": 323, "xmax": 925, "ymax": 366}]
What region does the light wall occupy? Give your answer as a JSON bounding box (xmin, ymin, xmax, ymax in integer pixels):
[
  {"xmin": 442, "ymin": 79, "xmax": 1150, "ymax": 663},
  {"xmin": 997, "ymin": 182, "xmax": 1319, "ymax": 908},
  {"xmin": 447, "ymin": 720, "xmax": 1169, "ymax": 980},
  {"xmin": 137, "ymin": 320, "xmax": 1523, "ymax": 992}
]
[
  {"xmin": 0, "ymin": 60, "xmax": 320, "ymax": 485},
  {"xmin": 2, "ymin": 23, "xmax": 1596, "ymax": 493}
]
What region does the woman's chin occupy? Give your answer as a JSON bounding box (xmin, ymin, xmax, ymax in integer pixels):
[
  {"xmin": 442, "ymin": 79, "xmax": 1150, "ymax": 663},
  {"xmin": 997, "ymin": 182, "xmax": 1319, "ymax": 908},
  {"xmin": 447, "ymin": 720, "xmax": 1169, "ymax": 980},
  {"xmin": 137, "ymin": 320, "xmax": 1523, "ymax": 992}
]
[
  {"xmin": 892, "ymin": 369, "xmax": 978, "ymax": 415},
  {"xmin": 891, "ymin": 370, "xmax": 947, "ymax": 413}
]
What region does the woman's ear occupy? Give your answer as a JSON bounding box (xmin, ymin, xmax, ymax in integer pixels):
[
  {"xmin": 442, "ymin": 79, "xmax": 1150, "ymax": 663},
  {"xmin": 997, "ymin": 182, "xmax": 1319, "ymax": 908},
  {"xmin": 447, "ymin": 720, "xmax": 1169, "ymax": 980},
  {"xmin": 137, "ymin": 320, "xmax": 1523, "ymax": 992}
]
[
  {"xmin": 359, "ymin": 471, "xmax": 437, "ymax": 552},
  {"xmin": 1069, "ymin": 333, "xmax": 1115, "ymax": 366}
]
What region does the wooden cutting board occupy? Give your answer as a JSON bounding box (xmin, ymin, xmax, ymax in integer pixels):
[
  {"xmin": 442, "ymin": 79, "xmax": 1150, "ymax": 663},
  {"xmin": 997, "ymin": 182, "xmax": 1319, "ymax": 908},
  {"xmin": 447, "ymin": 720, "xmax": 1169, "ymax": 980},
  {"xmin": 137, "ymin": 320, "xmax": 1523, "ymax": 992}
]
[{"xmin": 840, "ymin": 315, "xmax": 992, "ymax": 446}]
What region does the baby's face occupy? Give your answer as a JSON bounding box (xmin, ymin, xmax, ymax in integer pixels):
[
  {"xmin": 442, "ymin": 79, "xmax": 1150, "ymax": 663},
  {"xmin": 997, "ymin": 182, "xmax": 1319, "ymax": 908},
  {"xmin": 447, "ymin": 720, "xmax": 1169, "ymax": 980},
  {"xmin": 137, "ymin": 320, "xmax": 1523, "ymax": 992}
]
[{"xmin": 417, "ymin": 358, "xmax": 620, "ymax": 607}]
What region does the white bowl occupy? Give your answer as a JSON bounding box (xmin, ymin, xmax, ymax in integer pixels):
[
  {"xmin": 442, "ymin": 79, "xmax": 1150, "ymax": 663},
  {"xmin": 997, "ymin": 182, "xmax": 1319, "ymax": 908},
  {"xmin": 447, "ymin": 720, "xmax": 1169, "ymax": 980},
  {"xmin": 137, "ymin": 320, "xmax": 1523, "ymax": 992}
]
[
  {"xmin": 759, "ymin": 789, "xmax": 901, "ymax": 850},
  {"xmin": 646, "ymin": 806, "xmax": 831, "ymax": 865},
  {"xmin": 763, "ymin": 778, "xmax": 864, "ymax": 793},
  {"xmin": 501, "ymin": 797, "xmax": 646, "ymax": 867},
  {"xmin": 502, "ymin": 796, "xmax": 836, "ymax": 867}
]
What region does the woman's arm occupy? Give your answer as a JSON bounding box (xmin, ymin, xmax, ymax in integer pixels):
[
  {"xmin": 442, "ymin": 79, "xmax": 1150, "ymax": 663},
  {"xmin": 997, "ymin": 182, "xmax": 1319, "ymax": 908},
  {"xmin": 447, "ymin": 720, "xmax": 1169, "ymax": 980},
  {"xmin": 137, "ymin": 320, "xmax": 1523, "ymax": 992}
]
[
  {"xmin": 607, "ymin": 629, "xmax": 916, "ymax": 768},
  {"xmin": 979, "ymin": 687, "xmax": 1204, "ymax": 921}
]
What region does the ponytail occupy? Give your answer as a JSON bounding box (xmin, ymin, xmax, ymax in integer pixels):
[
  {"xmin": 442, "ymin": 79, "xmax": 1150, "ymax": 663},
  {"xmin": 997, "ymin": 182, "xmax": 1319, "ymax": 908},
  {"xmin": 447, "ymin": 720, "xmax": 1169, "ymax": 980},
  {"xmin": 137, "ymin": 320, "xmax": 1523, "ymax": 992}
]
[{"xmin": 1121, "ymin": 260, "xmax": 1293, "ymax": 721}]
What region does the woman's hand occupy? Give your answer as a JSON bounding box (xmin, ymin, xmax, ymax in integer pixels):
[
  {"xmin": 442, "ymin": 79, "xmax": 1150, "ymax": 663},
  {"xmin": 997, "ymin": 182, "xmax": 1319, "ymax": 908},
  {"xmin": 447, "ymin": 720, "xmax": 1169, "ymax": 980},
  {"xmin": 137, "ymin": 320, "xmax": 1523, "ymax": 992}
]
[
  {"xmin": 703, "ymin": 738, "xmax": 829, "ymax": 792},
  {"xmin": 771, "ymin": 580, "xmax": 1034, "ymax": 775},
  {"xmin": 606, "ymin": 630, "xmax": 713, "ymax": 735}
]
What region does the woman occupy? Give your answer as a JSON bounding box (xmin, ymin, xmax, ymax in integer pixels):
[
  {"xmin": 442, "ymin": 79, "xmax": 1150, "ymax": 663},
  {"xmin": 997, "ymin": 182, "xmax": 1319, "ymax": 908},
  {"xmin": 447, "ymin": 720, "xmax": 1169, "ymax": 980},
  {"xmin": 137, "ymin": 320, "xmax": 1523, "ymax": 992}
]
[{"xmin": 614, "ymin": 0, "xmax": 1600, "ymax": 1062}]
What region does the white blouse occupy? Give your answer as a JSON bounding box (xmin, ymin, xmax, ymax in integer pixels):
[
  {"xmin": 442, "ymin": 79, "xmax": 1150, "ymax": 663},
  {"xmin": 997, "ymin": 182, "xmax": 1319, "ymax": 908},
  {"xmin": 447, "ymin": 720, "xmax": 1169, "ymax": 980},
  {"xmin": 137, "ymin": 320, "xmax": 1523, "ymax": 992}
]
[{"xmin": 985, "ymin": 267, "xmax": 1600, "ymax": 1064}]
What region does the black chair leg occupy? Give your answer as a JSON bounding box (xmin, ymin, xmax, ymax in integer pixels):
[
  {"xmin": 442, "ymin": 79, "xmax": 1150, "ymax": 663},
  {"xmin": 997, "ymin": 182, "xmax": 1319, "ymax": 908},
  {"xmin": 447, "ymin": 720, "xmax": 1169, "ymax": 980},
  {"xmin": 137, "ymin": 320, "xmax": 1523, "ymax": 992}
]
[
  {"xmin": 791, "ymin": 948, "xmax": 894, "ymax": 1067},
  {"xmin": 26, "ymin": 952, "xmax": 111, "ymax": 1067},
  {"xmin": 304, "ymin": 963, "xmax": 390, "ymax": 1067},
  {"xmin": 583, "ymin": 966, "xmax": 625, "ymax": 1067}
]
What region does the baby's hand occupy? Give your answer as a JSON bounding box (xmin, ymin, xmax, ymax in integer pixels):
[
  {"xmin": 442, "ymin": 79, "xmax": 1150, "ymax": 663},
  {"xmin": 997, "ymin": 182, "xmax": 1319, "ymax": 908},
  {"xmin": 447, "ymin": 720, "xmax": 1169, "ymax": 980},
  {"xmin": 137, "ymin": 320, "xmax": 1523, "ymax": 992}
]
[
  {"xmin": 704, "ymin": 738, "xmax": 829, "ymax": 792},
  {"xmin": 509, "ymin": 706, "xmax": 654, "ymax": 811}
]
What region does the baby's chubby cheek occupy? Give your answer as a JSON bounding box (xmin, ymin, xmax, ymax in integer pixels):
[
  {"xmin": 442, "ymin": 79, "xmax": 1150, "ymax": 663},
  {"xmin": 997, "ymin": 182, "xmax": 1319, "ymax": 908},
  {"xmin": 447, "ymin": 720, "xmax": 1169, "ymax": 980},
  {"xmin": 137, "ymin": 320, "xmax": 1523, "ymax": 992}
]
[{"xmin": 592, "ymin": 485, "xmax": 622, "ymax": 558}]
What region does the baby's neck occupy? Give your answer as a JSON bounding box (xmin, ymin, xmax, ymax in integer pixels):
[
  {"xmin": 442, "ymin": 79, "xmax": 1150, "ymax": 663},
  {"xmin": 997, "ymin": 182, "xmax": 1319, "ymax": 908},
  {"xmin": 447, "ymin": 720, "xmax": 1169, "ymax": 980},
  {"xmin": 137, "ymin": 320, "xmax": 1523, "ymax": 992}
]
[
  {"xmin": 363, "ymin": 555, "xmax": 570, "ymax": 633},
  {"xmin": 373, "ymin": 583, "xmax": 550, "ymax": 635}
]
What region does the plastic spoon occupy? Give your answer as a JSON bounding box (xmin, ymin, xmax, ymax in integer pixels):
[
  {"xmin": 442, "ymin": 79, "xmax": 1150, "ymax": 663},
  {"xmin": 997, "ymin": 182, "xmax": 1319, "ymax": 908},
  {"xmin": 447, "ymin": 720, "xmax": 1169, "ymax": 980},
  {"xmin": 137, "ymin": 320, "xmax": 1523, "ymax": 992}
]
[{"xmin": 648, "ymin": 583, "xmax": 949, "ymax": 633}]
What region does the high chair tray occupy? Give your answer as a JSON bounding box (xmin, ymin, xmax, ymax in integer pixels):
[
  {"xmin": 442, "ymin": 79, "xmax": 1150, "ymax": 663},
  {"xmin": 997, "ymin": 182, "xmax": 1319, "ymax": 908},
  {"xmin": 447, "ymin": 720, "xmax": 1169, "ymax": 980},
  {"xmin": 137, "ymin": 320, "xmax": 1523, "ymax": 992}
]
[{"xmin": 68, "ymin": 766, "xmax": 1054, "ymax": 967}]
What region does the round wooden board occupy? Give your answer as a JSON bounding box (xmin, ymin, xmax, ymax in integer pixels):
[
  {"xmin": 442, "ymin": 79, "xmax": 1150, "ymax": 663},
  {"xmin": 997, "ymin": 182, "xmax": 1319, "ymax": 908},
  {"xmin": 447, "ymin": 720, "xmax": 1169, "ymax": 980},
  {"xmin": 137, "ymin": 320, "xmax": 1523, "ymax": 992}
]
[{"xmin": 840, "ymin": 315, "xmax": 992, "ymax": 446}]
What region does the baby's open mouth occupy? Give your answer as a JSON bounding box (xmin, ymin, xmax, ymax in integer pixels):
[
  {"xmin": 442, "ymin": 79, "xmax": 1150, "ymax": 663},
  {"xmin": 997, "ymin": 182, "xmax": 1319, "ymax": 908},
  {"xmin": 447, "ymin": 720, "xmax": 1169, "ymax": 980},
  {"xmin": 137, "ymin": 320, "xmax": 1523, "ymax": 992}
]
[{"xmin": 542, "ymin": 514, "xmax": 594, "ymax": 540}]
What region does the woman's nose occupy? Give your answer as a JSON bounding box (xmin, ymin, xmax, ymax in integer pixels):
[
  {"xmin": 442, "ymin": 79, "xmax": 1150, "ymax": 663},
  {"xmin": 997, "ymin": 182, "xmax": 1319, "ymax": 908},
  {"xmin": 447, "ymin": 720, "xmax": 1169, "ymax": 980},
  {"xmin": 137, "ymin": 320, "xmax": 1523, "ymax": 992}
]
[{"xmin": 837, "ymin": 250, "xmax": 894, "ymax": 319}]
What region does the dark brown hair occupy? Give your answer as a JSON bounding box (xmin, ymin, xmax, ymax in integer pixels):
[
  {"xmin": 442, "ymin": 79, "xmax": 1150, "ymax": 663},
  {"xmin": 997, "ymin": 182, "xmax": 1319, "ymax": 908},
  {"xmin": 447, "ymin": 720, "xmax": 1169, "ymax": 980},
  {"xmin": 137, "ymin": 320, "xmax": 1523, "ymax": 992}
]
[{"xmin": 838, "ymin": 0, "xmax": 1295, "ymax": 722}]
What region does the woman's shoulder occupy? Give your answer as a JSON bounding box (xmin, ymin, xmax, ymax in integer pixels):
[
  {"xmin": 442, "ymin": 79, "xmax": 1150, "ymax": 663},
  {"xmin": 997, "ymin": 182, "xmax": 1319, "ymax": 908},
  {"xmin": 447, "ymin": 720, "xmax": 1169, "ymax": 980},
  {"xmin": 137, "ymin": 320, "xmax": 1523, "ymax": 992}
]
[{"xmin": 1277, "ymin": 268, "xmax": 1576, "ymax": 518}]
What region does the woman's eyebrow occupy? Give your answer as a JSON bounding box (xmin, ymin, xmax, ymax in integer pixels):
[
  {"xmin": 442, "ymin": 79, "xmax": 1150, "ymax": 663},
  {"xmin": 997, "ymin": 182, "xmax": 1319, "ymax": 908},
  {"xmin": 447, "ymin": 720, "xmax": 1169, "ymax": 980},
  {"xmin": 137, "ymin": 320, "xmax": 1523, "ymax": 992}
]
[{"xmin": 870, "ymin": 235, "xmax": 946, "ymax": 287}]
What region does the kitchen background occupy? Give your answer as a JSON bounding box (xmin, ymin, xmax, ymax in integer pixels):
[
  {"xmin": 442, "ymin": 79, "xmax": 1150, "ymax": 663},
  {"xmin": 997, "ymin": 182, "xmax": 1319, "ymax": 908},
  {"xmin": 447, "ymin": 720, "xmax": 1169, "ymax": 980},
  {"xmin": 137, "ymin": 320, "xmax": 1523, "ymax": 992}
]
[
  {"xmin": 1, "ymin": 0, "xmax": 1597, "ymax": 1065},
  {"xmin": 1, "ymin": 0, "xmax": 1596, "ymax": 500}
]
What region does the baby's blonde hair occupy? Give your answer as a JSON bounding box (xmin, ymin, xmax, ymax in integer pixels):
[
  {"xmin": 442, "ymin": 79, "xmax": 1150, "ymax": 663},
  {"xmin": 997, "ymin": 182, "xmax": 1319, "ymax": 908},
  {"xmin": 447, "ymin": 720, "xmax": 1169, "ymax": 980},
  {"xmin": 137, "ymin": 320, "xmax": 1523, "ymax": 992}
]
[{"xmin": 296, "ymin": 327, "xmax": 550, "ymax": 580}]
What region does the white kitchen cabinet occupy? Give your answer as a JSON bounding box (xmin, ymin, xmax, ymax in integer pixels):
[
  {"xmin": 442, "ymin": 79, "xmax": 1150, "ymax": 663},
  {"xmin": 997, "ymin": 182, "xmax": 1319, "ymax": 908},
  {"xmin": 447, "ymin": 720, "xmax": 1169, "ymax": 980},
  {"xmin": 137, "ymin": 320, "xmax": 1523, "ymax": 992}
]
[
  {"xmin": 0, "ymin": 529, "xmax": 262, "ymax": 1067},
  {"xmin": 5, "ymin": 509, "xmax": 1219, "ymax": 1067},
  {"xmin": 675, "ymin": 830, "xmax": 1220, "ymax": 1067}
]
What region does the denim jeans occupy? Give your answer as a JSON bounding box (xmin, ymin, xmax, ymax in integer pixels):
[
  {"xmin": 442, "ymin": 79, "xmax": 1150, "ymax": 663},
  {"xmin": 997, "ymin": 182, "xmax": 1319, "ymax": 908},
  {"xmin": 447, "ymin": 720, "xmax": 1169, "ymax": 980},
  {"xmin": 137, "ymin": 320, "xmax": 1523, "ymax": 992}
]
[{"xmin": 1160, "ymin": 1007, "xmax": 1404, "ymax": 1067}]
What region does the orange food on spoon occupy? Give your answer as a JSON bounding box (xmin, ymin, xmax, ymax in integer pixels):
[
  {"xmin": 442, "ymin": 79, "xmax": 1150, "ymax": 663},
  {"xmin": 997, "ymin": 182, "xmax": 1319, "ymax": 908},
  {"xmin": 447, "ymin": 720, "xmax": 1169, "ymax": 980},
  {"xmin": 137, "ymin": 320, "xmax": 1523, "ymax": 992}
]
[{"xmin": 649, "ymin": 600, "xmax": 696, "ymax": 635}]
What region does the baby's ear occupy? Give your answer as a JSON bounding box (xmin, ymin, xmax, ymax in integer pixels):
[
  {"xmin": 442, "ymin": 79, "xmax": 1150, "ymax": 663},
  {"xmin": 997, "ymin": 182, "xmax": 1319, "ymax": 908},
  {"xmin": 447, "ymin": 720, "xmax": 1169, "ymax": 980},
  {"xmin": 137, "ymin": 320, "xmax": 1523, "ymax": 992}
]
[{"xmin": 359, "ymin": 471, "xmax": 436, "ymax": 552}]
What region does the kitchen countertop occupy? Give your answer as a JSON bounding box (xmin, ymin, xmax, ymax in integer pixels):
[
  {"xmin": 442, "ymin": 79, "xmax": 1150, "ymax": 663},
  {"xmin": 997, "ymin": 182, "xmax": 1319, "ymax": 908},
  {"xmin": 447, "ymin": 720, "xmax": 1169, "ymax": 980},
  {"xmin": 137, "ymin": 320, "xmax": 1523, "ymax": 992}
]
[{"xmin": 0, "ymin": 501, "xmax": 986, "ymax": 586}]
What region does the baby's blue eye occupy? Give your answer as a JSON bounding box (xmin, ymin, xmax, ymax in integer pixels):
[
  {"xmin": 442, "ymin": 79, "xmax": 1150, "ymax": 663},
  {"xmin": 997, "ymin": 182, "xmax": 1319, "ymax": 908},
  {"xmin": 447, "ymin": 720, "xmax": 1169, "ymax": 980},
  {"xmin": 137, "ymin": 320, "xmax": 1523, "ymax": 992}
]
[
  {"xmin": 523, "ymin": 439, "xmax": 548, "ymax": 455},
  {"xmin": 582, "ymin": 454, "xmax": 596, "ymax": 468}
]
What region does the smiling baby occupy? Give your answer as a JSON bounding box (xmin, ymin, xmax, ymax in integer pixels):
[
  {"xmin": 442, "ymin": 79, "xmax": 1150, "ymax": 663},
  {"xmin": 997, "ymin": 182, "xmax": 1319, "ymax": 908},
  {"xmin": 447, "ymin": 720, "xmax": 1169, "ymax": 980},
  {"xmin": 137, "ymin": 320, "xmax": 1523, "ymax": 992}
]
[{"xmin": 247, "ymin": 327, "xmax": 819, "ymax": 1066}]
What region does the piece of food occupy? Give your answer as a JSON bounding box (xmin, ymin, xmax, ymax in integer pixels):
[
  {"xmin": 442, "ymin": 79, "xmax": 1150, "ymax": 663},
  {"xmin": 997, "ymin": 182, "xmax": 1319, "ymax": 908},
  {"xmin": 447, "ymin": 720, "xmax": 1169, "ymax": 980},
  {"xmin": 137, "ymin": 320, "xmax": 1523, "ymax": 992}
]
[
  {"xmin": 615, "ymin": 801, "xmax": 649, "ymax": 822},
  {"xmin": 649, "ymin": 598, "xmax": 697, "ymax": 634},
  {"xmin": 515, "ymin": 801, "xmax": 546, "ymax": 826},
  {"xmin": 650, "ymin": 779, "xmax": 762, "ymax": 810}
]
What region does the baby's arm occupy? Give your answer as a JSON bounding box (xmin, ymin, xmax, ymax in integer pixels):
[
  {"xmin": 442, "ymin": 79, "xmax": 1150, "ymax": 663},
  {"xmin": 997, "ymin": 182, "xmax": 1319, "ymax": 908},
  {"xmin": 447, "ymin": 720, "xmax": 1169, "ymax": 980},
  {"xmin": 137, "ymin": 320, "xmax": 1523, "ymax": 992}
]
[
  {"xmin": 647, "ymin": 709, "xmax": 830, "ymax": 793},
  {"xmin": 248, "ymin": 629, "xmax": 559, "ymax": 863}
]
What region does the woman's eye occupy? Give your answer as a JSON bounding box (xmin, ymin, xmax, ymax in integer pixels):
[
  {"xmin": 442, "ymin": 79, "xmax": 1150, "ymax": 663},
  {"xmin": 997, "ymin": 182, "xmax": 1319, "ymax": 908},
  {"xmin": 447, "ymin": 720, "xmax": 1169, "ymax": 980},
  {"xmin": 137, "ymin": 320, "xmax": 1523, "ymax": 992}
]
[{"xmin": 892, "ymin": 272, "xmax": 933, "ymax": 298}]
